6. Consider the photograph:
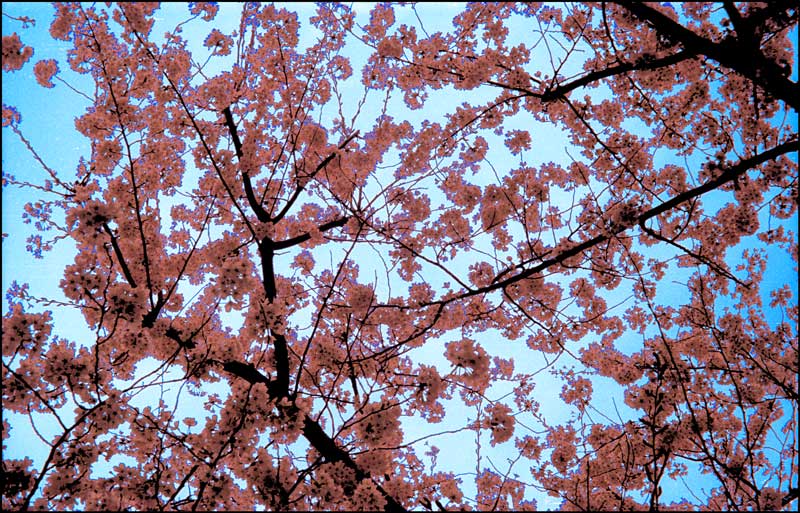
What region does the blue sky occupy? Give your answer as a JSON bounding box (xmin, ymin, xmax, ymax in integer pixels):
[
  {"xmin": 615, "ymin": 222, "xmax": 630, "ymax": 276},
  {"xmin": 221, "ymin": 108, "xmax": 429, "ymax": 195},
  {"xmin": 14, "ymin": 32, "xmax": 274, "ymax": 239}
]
[{"xmin": 3, "ymin": 3, "xmax": 797, "ymax": 510}]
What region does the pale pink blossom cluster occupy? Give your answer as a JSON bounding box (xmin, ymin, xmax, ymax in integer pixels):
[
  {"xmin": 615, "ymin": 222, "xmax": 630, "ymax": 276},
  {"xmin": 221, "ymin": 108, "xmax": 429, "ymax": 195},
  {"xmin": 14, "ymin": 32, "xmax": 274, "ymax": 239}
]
[
  {"xmin": 350, "ymin": 481, "xmax": 387, "ymax": 510},
  {"xmin": 60, "ymin": 261, "xmax": 104, "ymax": 302},
  {"xmin": 731, "ymin": 205, "xmax": 759, "ymax": 236},
  {"xmin": 117, "ymin": 3, "xmax": 157, "ymax": 35},
  {"xmin": 67, "ymin": 200, "xmax": 114, "ymax": 240},
  {"xmin": 415, "ymin": 364, "xmax": 445, "ymax": 417},
  {"xmin": 355, "ymin": 402, "xmax": 402, "ymax": 447},
  {"xmin": 479, "ymin": 184, "xmax": 513, "ymax": 231},
  {"xmin": 1, "ymin": 304, "xmax": 51, "ymax": 356},
  {"xmin": 163, "ymin": 49, "xmax": 191, "ymax": 82},
  {"xmin": 33, "ymin": 59, "xmax": 58, "ymax": 88},
  {"xmin": 2, "ymin": 33, "xmax": 33, "ymax": 71},
  {"xmin": 203, "ymin": 29, "xmax": 232, "ymax": 56},
  {"xmin": 438, "ymin": 476, "xmax": 464, "ymax": 503},
  {"xmin": 468, "ymin": 261, "xmax": 495, "ymax": 287},
  {"xmin": 189, "ymin": 2, "xmax": 219, "ymax": 21},
  {"xmin": 504, "ymin": 67, "xmax": 531, "ymax": 89},
  {"xmin": 442, "ymin": 172, "xmax": 481, "ymax": 208},
  {"xmin": 49, "ymin": 3, "xmax": 77, "ymax": 40},
  {"xmin": 93, "ymin": 139, "xmax": 122, "ymax": 175},
  {"xmin": 547, "ymin": 426, "xmax": 577, "ymax": 473},
  {"xmin": 311, "ymin": 461, "xmax": 354, "ymax": 507},
  {"xmin": 377, "ymin": 36, "xmax": 403, "ymax": 59},
  {"xmin": 439, "ymin": 208, "xmax": 471, "ymax": 242},
  {"xmin": 355, "ymin": 447, "xmax": 391, "ymax": 476},
  {"xmin": 364, "ymin": 3, "xmax": 395, "ymax": 40},
  {"xmin": 505, "ymin": 129, "xmax": 532, "ymax": 155},
  {"xmin": 485, "ymin": 402, "xmax": 515, "ymax": 445},
  {"xmin": 457, "ymin": 58, "xmax": 491, "ymax": 89},
  {"xmin": 291, "ymin": 249, "xmax": 315, "ymax": 274},
  {"xmin": 560, "ymin": 374, "xmax": 593, "ymax": 411},
  {"xmin": 246, "ymin": 298, "xmax": 287, "ymax": 335},
  {"xmin": 2, "ymin": 104, "xmax": 21, "ymax": 126},
  {"xmin": 238, "ymin": 133, "xmax": 261, "ymax": 175},
  {"xmin": 347, "ymin": 283, "xmax": 374, "ymax": 312},
  {"xmin": 90, "ymin": 392, "xmax": 126, "ymax": 431},
  {"xmin": 105, "ymin": 284, "xmax": 147, "ymax": 323},
  {"xmin": 445, "ymin": 338, "xmax": 490, "ymax": 388}
]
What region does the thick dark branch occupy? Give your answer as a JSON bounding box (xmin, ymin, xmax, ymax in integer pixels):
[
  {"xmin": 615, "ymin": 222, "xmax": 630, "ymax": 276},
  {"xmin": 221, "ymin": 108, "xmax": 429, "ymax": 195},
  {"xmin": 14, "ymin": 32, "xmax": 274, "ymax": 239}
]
[
  {"xmin": 783, "ymin": 487, "xmax": 799, "ymax": 507},
  {"xmin": 223, "ymin": 106, "xmax": 271, "ymax": 223},
  {"xmin": 102, "ymin": 223, "xmax": 137, "ymax": 288},
  {"xmin": 141, "ymin": 290, "xmax": 165, "ymax": 328},
  {"xmin": 222, "ymin": 360, "xmax": 270, "ymax": 384},
  {"xmin": 222, "ymin": 107, "xmax": 243, "ymax": 158},
  {"xmin": 255, "ymin": 236, "xmax": 288, "ymax": 395},
  {"xmin": 243, "ymin": 171, "xmax": 271, "ymax": 222},
  {"xmin": 541, "ymin": 49, "xmax": 697, "ymax": 101},
  {"xmin": 722, "ymin": 1, "xmax": 746, "ymax": 37},
  {"xmin": 222, "ymin": 360, "xmax": 403, "ymax": 511},
  {"xmin": 165, "ymin": 326, "xmax": 195, "ymax": 349},
  {"xmin": 301, "ymin": 414, "xmax": 404, "ymax": 512},
  {"xmin": 218, "ymin": 266, "xmax": 402, "ymax": 511},
  {"xmin": 273, "ymin": 216, "xmax": 350, "ymax": 251},
  {"xmin": 482, "ymin": 140, "xmax": 799, "ymax": 298},
  {"xmin": 258, "ymin": 237, "xmax": 277, "ymax": 301},
  {"xmin": 638, "ymin": 140, "xmax": 797, "ymax": 223},
  {"xmin": 746, "ymin": 3, "xmax": 798, "ymax": 35},
  {"xmin": 272, "ymin": 130, "xmax": 360, "ymax": 224},
  {"xmin": 272, "ymin": 332, "xmax": 290, "ymax": 397},
  {"xmin": 616, "ymin": 1, "xmax": 799, "ymax": 111}
]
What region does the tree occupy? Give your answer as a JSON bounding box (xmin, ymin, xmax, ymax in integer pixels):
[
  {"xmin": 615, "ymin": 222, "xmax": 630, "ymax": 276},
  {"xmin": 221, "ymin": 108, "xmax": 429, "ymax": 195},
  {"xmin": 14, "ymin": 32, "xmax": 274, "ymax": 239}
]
[{"xmin": 2, "ymin": 2, "xmax": 797, "ymax": 510}]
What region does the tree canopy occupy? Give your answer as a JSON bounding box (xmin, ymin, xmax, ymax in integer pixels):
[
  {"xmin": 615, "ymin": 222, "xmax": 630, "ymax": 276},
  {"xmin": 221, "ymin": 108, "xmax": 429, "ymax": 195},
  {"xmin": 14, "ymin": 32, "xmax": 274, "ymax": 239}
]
[{"xmin": 2, "ymin": 2, "xmax": 797, "ymax": 510}]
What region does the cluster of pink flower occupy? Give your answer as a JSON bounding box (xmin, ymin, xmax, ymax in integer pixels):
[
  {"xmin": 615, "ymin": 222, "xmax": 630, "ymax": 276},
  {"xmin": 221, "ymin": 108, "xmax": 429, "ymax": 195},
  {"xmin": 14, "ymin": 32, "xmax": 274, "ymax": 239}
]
[
  {"xmin": 484, "ymin": 402, "xmax": 515, "ymax": 445},
  {"xmin": 354, "ymin": 402, "xmax": 402, "ymax": 448},
  {"xmin": 203, "ymin": 29, "xmax": 232, "ymax": 56},
  {"xmin": 2, "ymin": 33, "xmax": 33, "ymax": 72},
  {"xmin": 33, "ymin": 59, "xmax": 58, "ymax": 87},
  {"xmin": 212, "ymin": 256, "xmax": 251, "ymax": 305},
  {"xmin": 66, "ymin": 200, "xmax": 114, "ymax": 242},
  {"xmin": 188, "ymin": 2, "xmax": 219, "ymax": 22},
  {"xmin": 445, "ymin": 338, "xmax": 490, "ymax": 389},
  {"xmin": 547, "ymin": 425, "xmax": 578, "ymax": 473},
  {"xmin": 560, "ymin": 374, "xmax": 593, "ymax": 412},
  {"xmin": 2, "ymin": 304, "xmax": 51, "ymax": 356}
]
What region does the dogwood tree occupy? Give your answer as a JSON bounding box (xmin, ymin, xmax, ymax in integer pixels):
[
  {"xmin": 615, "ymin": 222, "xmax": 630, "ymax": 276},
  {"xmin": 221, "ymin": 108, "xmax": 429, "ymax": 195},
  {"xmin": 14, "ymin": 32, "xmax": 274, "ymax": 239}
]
[{"xmin": 2, "ymin": 2, "xmax": 797, "ymax": 510}]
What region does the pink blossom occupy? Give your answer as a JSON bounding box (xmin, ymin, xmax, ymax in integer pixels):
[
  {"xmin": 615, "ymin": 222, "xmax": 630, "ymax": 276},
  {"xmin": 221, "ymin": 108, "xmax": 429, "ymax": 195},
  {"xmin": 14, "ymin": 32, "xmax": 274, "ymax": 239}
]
[{"xmin": 2, "ymin": 33, "xmax": 33, "ymax": 71}]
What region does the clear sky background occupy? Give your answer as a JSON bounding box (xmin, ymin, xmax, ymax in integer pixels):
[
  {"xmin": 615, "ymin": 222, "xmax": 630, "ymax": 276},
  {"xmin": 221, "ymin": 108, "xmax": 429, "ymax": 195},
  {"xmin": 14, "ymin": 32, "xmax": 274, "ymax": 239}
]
[{"xmin": 3, "ymin": 3, "xmax": 797, "ymax": 509}]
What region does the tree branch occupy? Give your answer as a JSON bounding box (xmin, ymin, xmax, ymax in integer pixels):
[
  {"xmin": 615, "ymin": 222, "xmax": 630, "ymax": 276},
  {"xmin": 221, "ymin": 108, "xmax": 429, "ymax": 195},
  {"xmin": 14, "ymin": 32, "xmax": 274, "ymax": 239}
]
[
  {"xmin": 222, "ymin": 106, "xmax": 243, "ymax": 157},
  {"xmin": 221, "ymin": 360, "xmax": 404, "ymax": 511},
  {"xmin": 222, "ymin": 106, "xmax": 271, "ymax": 223},
  {"xmin": 258, "ymin": 236, "xmax": 277, "ymax": 301},
  {"xmin": 638, "ymin": 223, "xmax": 749, "ymax": 287},
  {"xmin": 616, "ymin": 1, "xmax": 799, "ymax": 111},
  {"xmin": 482, "ymin": 139, "xmax": 799, "ymax": 298},
  {"xmin": 271, "ymin": 331, "xmax": 290, "ymax": 398},
  {"xmin": 300, "ymin": 411, "xmax": 405, "ymax": 511},
  {"xmin": 273, "ymin": 216, "xmax": 350, "ymax": 251},
  {"xmin": 783, "ymin": 487, "xmax": 799, "ymax": 507},
  {"xmin": 102, "ymin": 223, "xmax": 137, "ymax": 289},
  {"xmin": 222, "ymin": 360, "xmax": 270, "ymax": 384},
  {"xmin": 541, "ymin": 49, "xmax": 698, "ymax": 101},
  {"xmin": 271, "ymin": 130, "xmax": 360, "ymax": 225},
  {"xmin": 141, "ymin": 290, "xmax": 165, "ymax": 328}
]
